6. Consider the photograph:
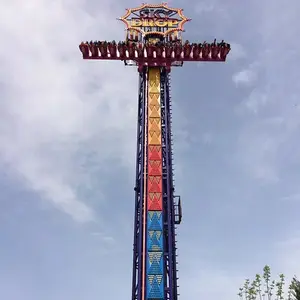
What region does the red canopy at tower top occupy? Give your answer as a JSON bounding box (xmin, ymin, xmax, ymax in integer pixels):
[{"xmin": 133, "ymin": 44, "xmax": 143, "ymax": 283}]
[{"xmin": 79, "ymin": 40, "xmax": 230, "ymax": 68}]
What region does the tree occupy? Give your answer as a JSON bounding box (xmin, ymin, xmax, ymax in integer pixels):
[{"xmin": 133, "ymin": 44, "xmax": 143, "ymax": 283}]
[
  {"xmin": 290, "ymin": 277, "xmax": 300, "ymax": 300},
  {"xmin": 238, "ymin": 266, "xmax": 299, "ymax": 300}
]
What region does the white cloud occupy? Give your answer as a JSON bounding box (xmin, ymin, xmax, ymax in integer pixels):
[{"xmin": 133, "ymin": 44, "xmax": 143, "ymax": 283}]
[
  {"xmin": 194, "ymin": 3, "xmax": 215, "ymax": 14},
  {"xmin": 202, "ymin": 132, "xmax": 213, "ymax": 144},
  {"xmin": 0, "ymin": 0, "xmax": 137, "ymax": 222},
  {"xmin": 275, "ymin": 233, "xmax": 300, "ymax": 278},
  {"xmin": 182, "ymin": 268, "xmax": 244, "ymax": 300},
  {"xmin": 228, "ymin": 43, "xmax": 247, "ymax": 61},
  {"xmin": 235, "ymin": 118, "xmax": 285, "ymax": 183},
  {"xmin": 233, "ymin": 69, "xmax": 256, "ymax": 86},
  {"xmin": 282, "ymin": 193, "xmax": 300, "ymax": 202},
  {"xmin": 233, "ymin": 0, "xmax": 300, "ymax": 184},
  {"xmin": 235, "ymin": 89, "xmax": 268, "ymax": 115}
]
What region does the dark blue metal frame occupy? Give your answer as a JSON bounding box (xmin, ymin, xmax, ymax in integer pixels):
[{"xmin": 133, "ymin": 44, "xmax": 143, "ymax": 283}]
[
  {"xmin": 160, "ymin": 68, "xmax": 180, "ymax": 300},
  {"xmin": 132, "ymin": 69, "xmax": 147, "ymax": 300},
  {"xmin": 165, "ymin": 71, "xmax": 181, "ymax": 299},
  {"xmin": 132, "ymin": 67, "xmax": 182, "ymax": 300}
]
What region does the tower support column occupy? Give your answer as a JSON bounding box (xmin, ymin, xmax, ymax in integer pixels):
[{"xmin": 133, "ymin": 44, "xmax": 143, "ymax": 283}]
[
  {"xmin": 132, "ymin": 70, "xmax": 147, "ymax": 300},
  {"xmin": 146, "ymin": 68, "xmax": 165, "ymax": 300}
]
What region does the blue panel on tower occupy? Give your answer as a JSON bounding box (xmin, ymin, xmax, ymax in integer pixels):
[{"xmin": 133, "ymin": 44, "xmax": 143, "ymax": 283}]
[
  {"xmin": 147, "ymin": 252, "xmax": 163, "ymax": 274},
  {"xmin": 148, "ymin": 258, "xmax": 163, "ymax": 275},
  {"xmin": 147, "ymin": 211, "xmax": 163, "ymax": 231},
  {"xmin": 146, "ymin": 253, "xmax": 164, "ymax": 295},
  {"xmin": 146, "ymin": 276, "xmax": 164, "ymax": 299},
  {"xmin": 147, "ymin": 230, "xmax": 163, "ymax": 251}
]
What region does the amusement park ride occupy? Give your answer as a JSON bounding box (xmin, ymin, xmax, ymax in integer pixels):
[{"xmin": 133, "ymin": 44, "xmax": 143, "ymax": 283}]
[{"xmin": 79, "ymin": 3, "xmax": 230, "ymax": 300}]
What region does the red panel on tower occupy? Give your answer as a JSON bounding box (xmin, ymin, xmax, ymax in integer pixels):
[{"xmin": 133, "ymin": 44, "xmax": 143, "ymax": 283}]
[
  {"xmin": 147, "ymin": 192, "xmax": 162, "ymax": 210},
  {"xmin": 148, "ymin": 198, "xmax": 163, "ymax": 210},
  {"xmin": 148, "ymin": 160, "xmax": 162, "ymax": 176},
  {"xmin": 148, "ymin": 181, "xmax": 161, "ymax": 193},
  {"xmin": 148, "ymin": 146, "xmax": 162, "ymax": 160},
  {"xmin": 148, "ymin": 175, "xmax": 162, "ymax": 185}
]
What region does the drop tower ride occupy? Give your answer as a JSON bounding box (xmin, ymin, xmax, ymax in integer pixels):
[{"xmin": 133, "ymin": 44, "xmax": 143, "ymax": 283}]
[{"xmin": 79, "ymin": 4, "xmax": 230, "ymax": 300}]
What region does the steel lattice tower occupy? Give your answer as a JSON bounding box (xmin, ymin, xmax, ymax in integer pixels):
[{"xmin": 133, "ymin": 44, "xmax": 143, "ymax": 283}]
[{"xmin": 79, "ymin": 4, "xmax": 230, "ymax": 300}]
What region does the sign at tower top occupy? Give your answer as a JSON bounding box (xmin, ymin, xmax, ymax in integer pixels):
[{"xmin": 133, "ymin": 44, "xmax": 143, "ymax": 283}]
[{"xmin": 119, "ymin": 3, "xmax": 190, "ymax": 36}]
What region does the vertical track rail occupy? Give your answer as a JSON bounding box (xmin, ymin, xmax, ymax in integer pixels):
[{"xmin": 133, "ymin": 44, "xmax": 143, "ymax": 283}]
[
  {"xmin": 165, "ymin": 72, "xmax": 179, "ymax": 299},
  {"xmin": 142, "ymin": 68, "xmax": 148, "ymax": 300},
  {"xmin": 161, "ymin": 68, "xmax": 179, "ymax": 300},
  {"xmin": 160, "ymin": 71, "xmax": 170, "ymax": 300},
  {"xmin": 132, "ymin": 70, "xmax": 147, "ymax": 300}
]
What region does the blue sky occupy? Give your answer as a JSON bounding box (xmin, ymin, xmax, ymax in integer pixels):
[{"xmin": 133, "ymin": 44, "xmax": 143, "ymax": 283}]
[{"xmin": 1, "ymin": 0, "xmax": 300, "ymax": 299}]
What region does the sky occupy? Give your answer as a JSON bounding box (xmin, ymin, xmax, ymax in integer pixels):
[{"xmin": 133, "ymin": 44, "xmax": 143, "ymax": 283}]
[{"xmin": 0, "ymin": 0, "xmax": 300, "ymax": 299}]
